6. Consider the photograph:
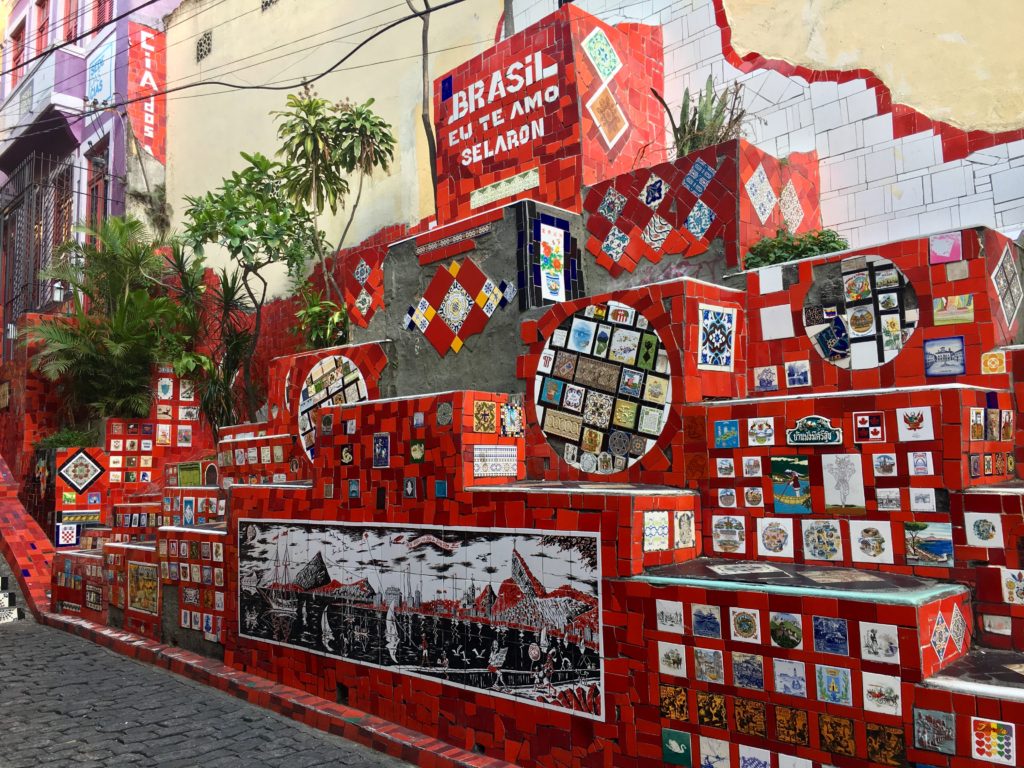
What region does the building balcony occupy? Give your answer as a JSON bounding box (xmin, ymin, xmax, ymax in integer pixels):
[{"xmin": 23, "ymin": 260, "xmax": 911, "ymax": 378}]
[{"xmin": 0, "ymin": 47, "xmax": 87, "ymax": 163}]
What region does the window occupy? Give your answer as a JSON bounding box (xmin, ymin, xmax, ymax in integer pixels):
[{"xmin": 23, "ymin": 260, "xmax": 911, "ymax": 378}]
[
  {"xmin": 94, "ymin": 0, "xmax": 113, "ymax": 30},
  {"xmin": 10, "ymin": 23, "xmax": 26, "ymax": 88},
  {"xmin": 86, "ymin": 140, "xmax": 109, "ymax": 237},
  {"xmin": 64, "ymin": 0, "xmax": 78, "ymax": 42},
  {"xmin": 195, "ymin": 30, "xmax": 212, "ymax": 62},
  {"xmin": 35, "ymin": 0, "xmax": 49, "ymax": 53}
]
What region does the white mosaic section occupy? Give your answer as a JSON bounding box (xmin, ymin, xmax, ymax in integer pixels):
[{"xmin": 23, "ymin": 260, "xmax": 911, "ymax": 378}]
[{"xmin": 510, "ymin": 0, "xmax": 1024, "ymax": 246}]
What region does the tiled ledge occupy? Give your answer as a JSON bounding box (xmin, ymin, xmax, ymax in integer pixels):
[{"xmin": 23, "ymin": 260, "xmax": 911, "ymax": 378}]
[{"xmin": 39, "ymin": 611, "xmax": 514, "ymax": 768}]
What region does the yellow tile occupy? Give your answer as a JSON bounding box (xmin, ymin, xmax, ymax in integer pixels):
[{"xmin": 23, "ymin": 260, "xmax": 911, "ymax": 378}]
[
  {"xmin": 450, "ymin": 337, "xmax": 464, "ymax": 353},
  {"xmin": 448, "ymin": 261, "xmax": 460, "ymax": 277},
  {"xmin": 424, "ymin": 306, "xmax": 436, "ymax": 321}
]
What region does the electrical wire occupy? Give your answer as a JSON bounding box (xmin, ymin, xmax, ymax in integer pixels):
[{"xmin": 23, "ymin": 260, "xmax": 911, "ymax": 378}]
[
  {"xmin": 0, "ymin": 0, "xmax": 168, "ymax": 80},
  {"xmin": 7, "ymin": 2, "xmax": 409, "ymax": 135},
  {"xmin": 0, "ymin": 0, "xmax": 477, "ymax": 145}
]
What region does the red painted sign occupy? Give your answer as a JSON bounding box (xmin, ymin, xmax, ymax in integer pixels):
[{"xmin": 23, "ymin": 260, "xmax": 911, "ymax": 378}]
[{"xmin": 127, "ymin": 23, "xmax": 166, "ymax": 165}]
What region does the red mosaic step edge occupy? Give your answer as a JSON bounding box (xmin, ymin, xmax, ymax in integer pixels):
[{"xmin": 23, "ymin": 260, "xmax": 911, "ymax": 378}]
[{"xmin": 38, "ymin": 611, "xmax": 513, "ymax": 768}]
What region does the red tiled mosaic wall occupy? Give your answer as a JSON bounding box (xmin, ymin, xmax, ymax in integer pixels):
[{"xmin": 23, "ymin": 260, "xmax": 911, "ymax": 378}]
[
  {"xmin": 582, "ymin": 139, "xmax": 821, "ymax": 276},
  {"xmin": 433, "ymin": 6, "xmax": 664, "ymax": 226},
  {"xmin": 517, "ymin": 278, "xmax": 747, "ymax": 485},
  {"xmin": 744, "ymin": 228, "xmax": 1020, "ymax": 395},
  {"xmin": 158, "ymin": 526, "xmax": 228, "ymax": 644},
  {"xmin": 0, "ymin": 314, "xmax": 62, "ymax": 486},
  {"xmin": 104, "ymin": 542, "xmax": 161, "ymax": 641},
  {"xmin": 51, "ymin": 550, "xmax": 106, "ymax": 623}
]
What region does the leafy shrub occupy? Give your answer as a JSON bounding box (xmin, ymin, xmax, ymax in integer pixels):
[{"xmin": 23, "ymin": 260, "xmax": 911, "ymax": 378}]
[
  {"xmin": 744, "ymin": 229, "xmax": 849, "ymax": 269},
  {"xmin": 33, "ymin": 427, "xmax": 100, "ymax": 451}
]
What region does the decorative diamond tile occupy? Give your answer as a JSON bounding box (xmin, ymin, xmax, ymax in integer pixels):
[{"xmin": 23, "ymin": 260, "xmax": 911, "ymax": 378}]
[
  {"xmin": 780, "ymin": 179, "xmax": 805, "ymax": 232},
  {"xmin": 745, "ymin": 163, "xmax": 778, "ymax": 224},
  {"xmin": 406, "ymin": 259, "xmax": 513, "ymax": 356},
  {"xmin": 353, "ymin": 258, "xmax": 372, "ymax": 285},
  {"xmin": 438, "ymin": 282, "xmax": 473, "ymax": 334},
  {"xmin": 57, "ymin": 448, "xmax": 104, "ymax": 494},
  {"xmin": 641, "ymin": 214, "xmax": 671, "ymax": 251},
  {"xmin": 597, "ymin": 187, "xmax": 627, "ymax": 222},
  {"xmin": 601, "ymin": 226, "xmax": 630, "ymax": 263},
  {"xmin": 353, "ymin": 288, "xmax": 372, "ymax": 316},
  {"xmin": 684, "ymin": 158, "xmax": 715, "ymax": 196},
  {"xmin": 930, "ymin": 613, "xmax": 950, "ymax": 661},
  {"xmin": 950, "ymin": 603, "xmax": 967, "ymax": 653},
  {"xmin": 640, "ymin": 173, "xmax": 667, "ymax": 209},
  {"xmin": 686, "ymin": 200, "xmax": 716, "ymax": 239},
  {"xmin": 581, "ymin": 27, "xmax": 622, "ymax": 82}
]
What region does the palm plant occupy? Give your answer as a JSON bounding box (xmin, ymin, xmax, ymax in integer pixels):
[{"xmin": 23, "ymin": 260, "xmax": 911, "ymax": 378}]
[
  {"xmin": 653, "ymin": 76, "xmax": 746, "ymax": 159},
  {"xmin": 273, "ymin": 88, "xmax": 395, "ymax": 301},
  {"xmin": 27, "ymin": 218, "xmax": 191, "ymax": 424}
]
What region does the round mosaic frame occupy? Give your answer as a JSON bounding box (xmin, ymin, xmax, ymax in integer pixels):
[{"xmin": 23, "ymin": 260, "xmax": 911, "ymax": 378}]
[
  {"xmin": 534, "ymin": 301, "xmax": 671, "ymax": 474},
  {"xmin": 802, "ymin": 254, "xmax": 919, "ymax": 369},
  {"xmin": 297, "ymin": 355, "xmax": 368, "ymax": 461}
]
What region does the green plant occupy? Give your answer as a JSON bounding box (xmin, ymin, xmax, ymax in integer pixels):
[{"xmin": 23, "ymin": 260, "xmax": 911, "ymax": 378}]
[
  {"xmin": 33, "ymin": 427, "xmax": 100, "ymax": 451},
  {"xmin": 183, "ymin": 151, "xmax": 322, "ymax": 421},
  {"xmin": 744, "ymin": 228, "xmax": 849, "ymax": 269},
  {"xmin": 273, "ymin": 88, "xmax": 395, "ymax": 297},
  {"xmin": 653, "ymin": 75, "xmax": 746, "ymax": 159},
  {"xmin": 293, "ymin": 279, "xmax": 348, "ymax": 350},
  {"xmin": 27, "ymin": 217, "xmax": 195, "ymax": 426}
]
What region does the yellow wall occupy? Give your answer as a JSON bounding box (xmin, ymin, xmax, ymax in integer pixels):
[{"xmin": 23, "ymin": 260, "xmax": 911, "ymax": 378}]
[
  {"xmin": 164, "ymin": 0, "xmax": 502, "ymax": 294},
  {"xmin": 722, "ymin": 0, "xmax": 1024, "ymax": 132}
]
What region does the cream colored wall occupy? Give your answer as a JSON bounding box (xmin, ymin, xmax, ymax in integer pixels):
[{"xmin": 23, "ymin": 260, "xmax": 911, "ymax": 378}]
[
  {"xmin": 164, "ymin": 0, "xmax": 502, "ymax": 295},
  {"xmin": 722, "ymin": 0, "xmax": 1024, "ymax": 132}
]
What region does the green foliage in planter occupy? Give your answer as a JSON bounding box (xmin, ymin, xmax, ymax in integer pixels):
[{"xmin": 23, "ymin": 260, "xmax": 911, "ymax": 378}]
[
  {"xmin": 292, "ymin": 279, "xmax": 348, "ymax": 351},
  {"xmin": 33, "ymin": 427, "xmax": 100, "ymax": 451},
  {"xmin": 653, "ymin": 76, "xmax": 746, "ymax": 159},
  {"xmin": 27, "ymin": 217, "xmax": 199, "ymax": 425},
  {"xmin": 744, "ymin": 228, "xmax": 849, "ymax": 269}
]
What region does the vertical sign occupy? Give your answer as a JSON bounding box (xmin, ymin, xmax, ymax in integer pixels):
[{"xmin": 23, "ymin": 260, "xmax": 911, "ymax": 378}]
[{"xmin": 127, "ymin": 23, "xmax": 166, "ymax": 165}]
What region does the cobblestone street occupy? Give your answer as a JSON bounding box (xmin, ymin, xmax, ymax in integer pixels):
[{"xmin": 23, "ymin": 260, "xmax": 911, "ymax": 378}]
[{"xmin": 0, "ymin": 621, "xmax": 409, "ymax": 767}]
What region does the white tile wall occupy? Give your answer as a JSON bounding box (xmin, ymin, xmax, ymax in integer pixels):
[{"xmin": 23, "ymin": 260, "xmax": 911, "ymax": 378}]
[{"xmin": 510, "ymin": 0, "xmax": 1024, "ymax": 245}]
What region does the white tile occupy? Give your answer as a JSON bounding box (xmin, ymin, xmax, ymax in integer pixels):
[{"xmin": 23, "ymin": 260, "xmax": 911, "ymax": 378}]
[
  {"xmin": 845, "ymin": 88, "xmax": 878, "ymax": 122},
  {"xmin": 759, "ymin": 266, "xmax": 784, "ymax": 294},
  {"xmin": 862, "ymin": 113, "xmax": 893, "ymax": 146},
  {"xmin": 991, "ymin": 166, "xmax": 1024, "ymax": 206},
  {"xmin": 820, "ymin": 194, "xmax": 849, "ymax": 225},
  {"xmin": 891, "ymin": 177, "xmax": 925, "ymax": 211},
  {"xmin": 930, "ymin": 165, "xmax": 970, "ymax": 202},
  {"xmin": 809, "ymin": 81, "xmax": 839, "ymax": 108},
  {"xmin": 865, "ymin": 148, "xmax": 896, "ymax": 182},
  {"xmin": 896, "ymin": 135, "xmax": 937, "ymax": 173},
  {"xmin": 837, "ymin": 79, "xmax": 866, "ymax": 98},
  {"xmin": 918, "ymin": 206, "xmax": 954, "ymax": 234},
  {"xmin": 1007, "ymin": 139, "xmax": 1024, "ymax": 160},
  {"xmin": 887, "ymin": 215, "xmax": 921, "ymax": 241},
  {"xmin": 958, "ymin": 196, "xmax": 996, "ymax": 228},
  {"xmin": 812, "ymin": 101, "xmax": 844, "ymax": 132},
  {"xmin": 760, "ymin": 304, "xmax": 795, "ymax": 340},
  {"xmin": 826, "ymin": 123, "xmax": 859, "ymax": 156},
  {"xmin": 826, "ymin": 156, "xmax": 862, "ymax": 190},
  {"xmin": 854, "ymin": 187, "xmax": 887, "ymax": 219},
  {"xmin": 789, "ymin": 126, "xmax": 816, "ymax": 152},
  {"xmin": 997, "ymin": 203, "xmax": 1024, "ymax": 230}
]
